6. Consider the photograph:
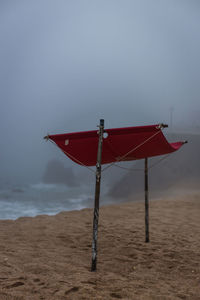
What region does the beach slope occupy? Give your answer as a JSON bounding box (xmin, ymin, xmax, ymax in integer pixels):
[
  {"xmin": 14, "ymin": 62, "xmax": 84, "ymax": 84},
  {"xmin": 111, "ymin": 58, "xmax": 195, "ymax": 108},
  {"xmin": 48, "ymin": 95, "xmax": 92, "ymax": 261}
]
[{"xmin": 0, "ymin": 193, "xmax": 199, "ymax": 299}]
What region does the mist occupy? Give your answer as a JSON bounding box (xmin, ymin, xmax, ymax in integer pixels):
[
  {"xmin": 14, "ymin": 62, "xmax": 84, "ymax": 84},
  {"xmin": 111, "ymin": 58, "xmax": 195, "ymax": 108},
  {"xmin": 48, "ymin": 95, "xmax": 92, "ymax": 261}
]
[
  {"xmin": 43, "ymin": 159, "xmax": 78, "ymax": 186},
  {"xmin": 0, "ymin": 0, "xmax": 200, "ymax": 187}
]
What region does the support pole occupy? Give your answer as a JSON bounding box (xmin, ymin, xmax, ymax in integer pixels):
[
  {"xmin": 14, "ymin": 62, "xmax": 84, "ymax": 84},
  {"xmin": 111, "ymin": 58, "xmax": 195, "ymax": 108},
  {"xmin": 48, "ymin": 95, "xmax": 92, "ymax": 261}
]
[
  {"xmin": 145, "ymin": 157, "xmax": 149, "ymax": 243},
  {"xmin": 91, "ymin": 119, "xmax": 104, "ymax": 272}
]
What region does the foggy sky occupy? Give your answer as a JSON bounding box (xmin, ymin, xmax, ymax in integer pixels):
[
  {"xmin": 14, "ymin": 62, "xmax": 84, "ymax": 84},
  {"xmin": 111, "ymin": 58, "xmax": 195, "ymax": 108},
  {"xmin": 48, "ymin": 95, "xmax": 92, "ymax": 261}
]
[{"xmin": 0, "ymin": 0, "xmax": 200, "ymax": 185}]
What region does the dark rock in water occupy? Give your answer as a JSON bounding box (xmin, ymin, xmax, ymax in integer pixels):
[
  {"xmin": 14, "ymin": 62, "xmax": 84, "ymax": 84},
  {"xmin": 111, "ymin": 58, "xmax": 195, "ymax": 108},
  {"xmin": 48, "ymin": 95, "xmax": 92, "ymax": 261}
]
[{"xmin": 12, "ymin": 188, "xmax": 24, "ymax": 193}]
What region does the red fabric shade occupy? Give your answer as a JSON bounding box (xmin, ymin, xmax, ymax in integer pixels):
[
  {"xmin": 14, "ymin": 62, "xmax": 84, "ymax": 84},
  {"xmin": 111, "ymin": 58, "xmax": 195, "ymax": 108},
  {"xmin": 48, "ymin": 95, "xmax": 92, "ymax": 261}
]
[{"xmin": 47, "ymin": 124, "xmax": 184, "ymax": 166}]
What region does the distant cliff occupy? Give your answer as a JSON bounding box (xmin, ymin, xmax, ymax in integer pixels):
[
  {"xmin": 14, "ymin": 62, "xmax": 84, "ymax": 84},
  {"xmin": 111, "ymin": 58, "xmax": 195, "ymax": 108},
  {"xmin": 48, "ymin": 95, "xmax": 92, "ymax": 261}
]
[{"xmin": 107, "ymin": 132, "xmax": 200, "ymax": 200}]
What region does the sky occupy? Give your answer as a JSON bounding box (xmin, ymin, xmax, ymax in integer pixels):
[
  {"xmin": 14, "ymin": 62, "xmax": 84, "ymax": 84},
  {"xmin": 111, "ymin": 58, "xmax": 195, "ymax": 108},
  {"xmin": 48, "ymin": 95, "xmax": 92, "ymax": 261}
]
[{"xmin": 0, "ymin": 0, "xmax": 200, "ymax": 185}]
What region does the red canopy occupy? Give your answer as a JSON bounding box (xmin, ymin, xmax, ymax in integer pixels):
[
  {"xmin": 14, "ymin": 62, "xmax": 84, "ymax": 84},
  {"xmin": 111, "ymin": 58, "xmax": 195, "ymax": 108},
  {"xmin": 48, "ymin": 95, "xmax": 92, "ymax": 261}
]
[{"xmin": 46, "ymin": 124, "xmax": 184, "ymax": 166}]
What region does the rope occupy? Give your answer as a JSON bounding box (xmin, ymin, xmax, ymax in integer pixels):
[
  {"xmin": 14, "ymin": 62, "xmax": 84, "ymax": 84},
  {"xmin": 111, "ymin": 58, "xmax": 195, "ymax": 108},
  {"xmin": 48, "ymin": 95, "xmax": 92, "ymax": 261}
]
[
  {"xmin": 148, "ymin": 153, "xmax": 171, "ymax": 170},
  {"xmin": 48, "ymin": 139, "xmax": 96, "ymax": 174},
  {"xmin": 111, "ymin": 152, "xmax": 171, "ymax": 172},
  {"xmin": 112, "ymin": 164, "xmax": 143, "ymax": 172},
  {"xmin": 102, "ymin": 130, "xmax": 161, "ymax": 172}
]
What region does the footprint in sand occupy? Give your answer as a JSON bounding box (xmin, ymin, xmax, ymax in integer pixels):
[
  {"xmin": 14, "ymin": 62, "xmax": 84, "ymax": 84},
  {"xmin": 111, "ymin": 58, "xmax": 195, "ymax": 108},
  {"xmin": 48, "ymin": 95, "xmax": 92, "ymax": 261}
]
[
  {"xmin": 110, "ymin": 292, "xmax": 123, "ymax": 299},
  {"xmin": 6, "ymin": 281, "xmax": 24, "ymax": 289},
  {"xmin": 65, "ymin": 286, "xmax": 79, "ymax": 295}
]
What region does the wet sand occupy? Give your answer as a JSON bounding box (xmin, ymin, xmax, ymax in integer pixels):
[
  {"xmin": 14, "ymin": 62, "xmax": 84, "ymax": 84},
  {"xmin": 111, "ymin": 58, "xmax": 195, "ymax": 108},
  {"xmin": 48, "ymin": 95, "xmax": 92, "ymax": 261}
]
[{"xmin": 0, "ymin": 193, "xmax": 199, "ymax": 299}]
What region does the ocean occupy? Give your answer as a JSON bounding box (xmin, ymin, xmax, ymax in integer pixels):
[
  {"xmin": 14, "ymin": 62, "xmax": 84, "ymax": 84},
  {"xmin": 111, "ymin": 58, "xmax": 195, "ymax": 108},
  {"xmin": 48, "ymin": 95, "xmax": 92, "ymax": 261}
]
[{"xmin": 0, "ymin": 183, "xmax": 103, "ymax": 220}]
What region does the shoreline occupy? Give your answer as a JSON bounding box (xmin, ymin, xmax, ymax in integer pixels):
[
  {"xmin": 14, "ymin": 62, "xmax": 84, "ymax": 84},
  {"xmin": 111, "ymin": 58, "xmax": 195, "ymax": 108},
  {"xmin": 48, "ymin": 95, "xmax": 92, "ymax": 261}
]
[{"xmin": 1, "ymin": 185, "xmax": 200, "ymax": 222}]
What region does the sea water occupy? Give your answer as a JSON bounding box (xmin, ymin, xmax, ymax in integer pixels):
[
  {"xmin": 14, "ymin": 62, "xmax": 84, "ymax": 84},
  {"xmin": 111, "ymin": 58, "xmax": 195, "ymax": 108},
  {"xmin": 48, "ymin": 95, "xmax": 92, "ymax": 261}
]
[{"xmin": 0, "ymin": 183, "xmax": 95, "ymax": 220}]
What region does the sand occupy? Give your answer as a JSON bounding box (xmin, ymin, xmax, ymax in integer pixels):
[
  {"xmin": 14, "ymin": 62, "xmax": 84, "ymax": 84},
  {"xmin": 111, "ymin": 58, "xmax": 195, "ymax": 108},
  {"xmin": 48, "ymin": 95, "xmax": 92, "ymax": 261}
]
[{"xmin": 0, "ymin": 193, "xmax": 199, "ymax": 300}]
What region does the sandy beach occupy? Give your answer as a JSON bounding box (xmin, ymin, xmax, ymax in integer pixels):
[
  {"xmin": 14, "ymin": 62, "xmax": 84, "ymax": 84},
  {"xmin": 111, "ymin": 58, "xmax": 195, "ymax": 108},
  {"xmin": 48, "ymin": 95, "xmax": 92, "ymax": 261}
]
[{"xmin": 0, "ymin": 192, "xmax": 199, "ymax": 300}]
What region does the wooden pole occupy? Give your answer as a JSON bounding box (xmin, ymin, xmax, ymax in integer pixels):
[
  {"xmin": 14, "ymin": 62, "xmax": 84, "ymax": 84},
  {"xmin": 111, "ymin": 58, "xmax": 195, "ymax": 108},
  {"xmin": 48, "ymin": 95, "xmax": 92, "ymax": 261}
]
[
  {"xmin": 145, "ymin": 157, "xmax": 149, "ymax": 243},
  {"xmin": 91, "ymin": 119, "xmax": 104, "ymax": 271}
]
